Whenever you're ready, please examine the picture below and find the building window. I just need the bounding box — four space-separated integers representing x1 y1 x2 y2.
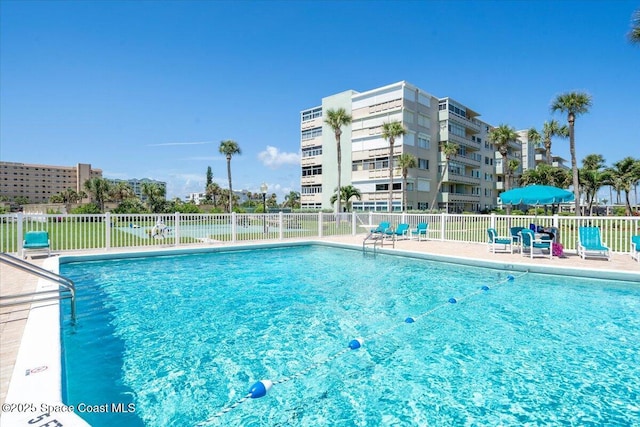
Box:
418 159 429 170
301 127 322 141
301 107 322 122
418 135 430 149
302 165 322 176
375 183 402 191
302 146 322 157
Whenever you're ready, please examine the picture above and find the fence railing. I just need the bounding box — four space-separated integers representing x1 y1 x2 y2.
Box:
1 212 639 255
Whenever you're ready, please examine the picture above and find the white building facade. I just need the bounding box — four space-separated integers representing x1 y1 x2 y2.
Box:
301 81 517 213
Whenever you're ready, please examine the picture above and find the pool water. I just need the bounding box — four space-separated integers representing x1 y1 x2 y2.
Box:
60 246 640 426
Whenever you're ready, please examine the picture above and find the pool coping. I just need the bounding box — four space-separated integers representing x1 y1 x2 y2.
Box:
2 240 638 426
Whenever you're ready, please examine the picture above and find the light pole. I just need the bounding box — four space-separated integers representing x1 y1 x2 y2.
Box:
260 182 268 234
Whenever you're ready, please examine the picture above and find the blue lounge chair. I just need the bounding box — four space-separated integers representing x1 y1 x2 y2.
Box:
519 229 552 259
510 226 526 248
411 222 429 241
385 223 410 240
578 226 611 261
22 230 51 258
370 221 391 235
487 228 512 254
631 235 640 263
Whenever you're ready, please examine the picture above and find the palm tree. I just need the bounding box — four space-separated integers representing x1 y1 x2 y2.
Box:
324 108 352 215
83 177 111 212
488 124 519 192
284 191 301 209
205 182 221 208
541 120 569 165
109 182 135 203
605 157 640 215
527 127 541 154
382 121 407 212
398 153 417 212
219 140 241 213
141 182 166 213
629 8 640 44
430 142 459 212
551 91 593 215
330 185 362 212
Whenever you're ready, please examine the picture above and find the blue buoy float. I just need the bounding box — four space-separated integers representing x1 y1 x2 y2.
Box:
405 317 415 323
348 338 363 349
481 285 490 291
249 379 273 399
448 298 457 304
507 274 515 281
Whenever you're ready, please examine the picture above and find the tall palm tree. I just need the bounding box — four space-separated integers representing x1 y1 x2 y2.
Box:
219 140 242 213
541 120 569 165
324 108 352 215
109 182 135 203
83 177 111 212
629 8 640 44
430 142 458 212
206 182 221 208
551 91 593 215
488 124 519 193
398 153 417 213
527 127 541 155
382 121 407 212
330 185 362 212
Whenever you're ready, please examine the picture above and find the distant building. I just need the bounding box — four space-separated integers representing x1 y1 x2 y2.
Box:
185 192 206 205
517 130 569 172
0 161 102 204
107 178 167 203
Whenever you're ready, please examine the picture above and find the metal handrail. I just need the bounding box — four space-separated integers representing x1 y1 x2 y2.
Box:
0 252 76 323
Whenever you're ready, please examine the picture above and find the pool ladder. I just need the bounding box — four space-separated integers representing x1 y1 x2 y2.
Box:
362 232 394 253
0 252 77 324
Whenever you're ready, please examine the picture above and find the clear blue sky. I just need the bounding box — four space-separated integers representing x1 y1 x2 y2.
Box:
1 0 639 201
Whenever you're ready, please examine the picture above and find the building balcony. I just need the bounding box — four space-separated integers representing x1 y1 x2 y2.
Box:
496 181 505 191
449 153 481 168
438 111 481 133
301 176 322 185
442 171 480 186
441 192 480 203
301 137 322 148
446 132 481 150
301 156 321 166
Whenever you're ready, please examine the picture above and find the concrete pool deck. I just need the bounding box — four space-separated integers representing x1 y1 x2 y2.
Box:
2 236 639 409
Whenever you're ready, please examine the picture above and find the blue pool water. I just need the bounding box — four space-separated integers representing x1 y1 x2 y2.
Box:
60 246 640 426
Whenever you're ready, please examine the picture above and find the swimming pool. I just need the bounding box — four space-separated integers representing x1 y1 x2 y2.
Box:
59 245 640 426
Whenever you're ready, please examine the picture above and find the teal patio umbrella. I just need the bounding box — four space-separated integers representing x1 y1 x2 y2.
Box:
499 185 574 206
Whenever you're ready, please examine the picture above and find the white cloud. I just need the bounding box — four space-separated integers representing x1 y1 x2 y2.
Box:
258 146 300 169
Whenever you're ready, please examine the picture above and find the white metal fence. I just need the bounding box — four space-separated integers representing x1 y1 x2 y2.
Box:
1 212 639 255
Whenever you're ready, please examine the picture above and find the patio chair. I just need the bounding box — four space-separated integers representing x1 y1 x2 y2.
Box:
487 228 513 254
510 226 526 248
385 223 410 240
411 222 429 241
371 221 391 234
519 229 552 259
577 226 611 261
22 230 51 259
631 235 640 263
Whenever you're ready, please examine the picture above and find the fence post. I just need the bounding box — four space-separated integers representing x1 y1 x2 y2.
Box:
16 212 24 256
279 211 284 241
231 212 237 243
174 212 180 246
318 212 323 237
351 211 356 235
440 212 446 241
105 212 111 251
490 212 496 230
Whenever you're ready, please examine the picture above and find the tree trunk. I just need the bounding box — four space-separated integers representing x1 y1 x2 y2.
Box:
336 133 342 216
568 114 580 216
226 157 233 213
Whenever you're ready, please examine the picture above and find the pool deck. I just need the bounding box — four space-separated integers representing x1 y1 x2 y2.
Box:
2 236 639 407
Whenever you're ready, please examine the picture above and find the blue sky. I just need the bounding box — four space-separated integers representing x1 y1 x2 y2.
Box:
1 0 639 201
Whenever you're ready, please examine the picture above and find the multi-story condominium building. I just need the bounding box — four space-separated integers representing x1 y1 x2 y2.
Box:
300 81 517 213
0 161 102 204
107 178 167 203
517 130 569 172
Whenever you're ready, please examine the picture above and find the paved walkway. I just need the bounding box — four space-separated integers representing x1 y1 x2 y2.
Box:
1 238 638 404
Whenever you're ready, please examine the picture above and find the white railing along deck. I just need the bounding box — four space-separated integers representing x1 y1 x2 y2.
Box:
1 212 638 255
